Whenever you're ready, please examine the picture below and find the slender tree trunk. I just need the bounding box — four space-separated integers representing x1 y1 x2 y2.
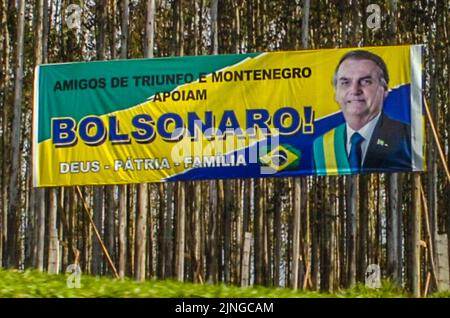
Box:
273 180 282 286
92 187 104 275
387 174 401 283
6 0 25 269
206 0 219 284
301 0 310 49
104 187 115 274
147 185 154 278
0 0 10 268
32 0 47 272
175 182 185 281
223 180 232 284
118 185 127 278
47 188 59 274
210 0 218 54
208 180 218 283
291 178 301 289
164 183 174 278
193 181 202 283
409 174 421 297
338 177 346 287
311 179 319 289
134 0 155 282
117 0 129 278
135 183 148 281
347 176 357 287
157 184 166 278
290 0 310 289
178 0 184 56
387 0 402 286
144 0 155 58
127 186 135 276
357 176 368 282
120 0 129 59
96 0 106 60
241 232 252 287
254 179 264 285
217 181 224 282
109 0 117 59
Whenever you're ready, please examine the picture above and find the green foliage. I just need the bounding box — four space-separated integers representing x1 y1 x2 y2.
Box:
332 280 407 298
0 269 447 298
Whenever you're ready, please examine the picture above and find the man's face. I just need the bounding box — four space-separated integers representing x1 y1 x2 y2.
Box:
335 58 388 125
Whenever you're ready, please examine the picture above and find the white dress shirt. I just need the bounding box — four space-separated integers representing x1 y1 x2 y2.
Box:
345 112 381 165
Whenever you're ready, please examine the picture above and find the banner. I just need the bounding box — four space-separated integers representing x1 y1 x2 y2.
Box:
33 45 424 187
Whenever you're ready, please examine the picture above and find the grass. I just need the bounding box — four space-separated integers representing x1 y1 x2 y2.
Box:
0 268 447 298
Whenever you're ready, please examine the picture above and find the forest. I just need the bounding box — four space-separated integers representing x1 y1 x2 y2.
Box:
0 0 449 298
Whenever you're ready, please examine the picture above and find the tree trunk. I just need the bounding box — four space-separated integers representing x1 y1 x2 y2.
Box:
118 185 127 278
134 0 155 282
120 0 129 59
291 178 301 289
6 0 25 269
210 0 218 54
273 179 282 286
207 180 218 283
193 181 202 283
338 177 346 287
144 0 155 58
409 174 421 297
301 0 310 49
109 0 117 59
96 0 106 60
117 0 130 278
223 180 232 284
127 185 135 276
346 176 357 287
387 0 402 286
175 182 185 281
241 232 252 287
357 175 368 283
92 186 104 275
135 183 148 281
33 0 47 272
47 188 59 274
157 184 166 278
254 179 264 285
387 174 401 283
104 186 115 274
164 183 174 278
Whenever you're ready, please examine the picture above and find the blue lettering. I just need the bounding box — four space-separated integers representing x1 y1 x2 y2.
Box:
79 116 106 146
109 116 130 144
273 107 301 135
157 113 184 141
52 117 77 147
132 114 155 143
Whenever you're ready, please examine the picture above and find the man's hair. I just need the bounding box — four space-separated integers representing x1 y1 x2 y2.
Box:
332 50 389 88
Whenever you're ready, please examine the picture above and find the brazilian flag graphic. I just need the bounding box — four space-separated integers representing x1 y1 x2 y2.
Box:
259 144 301 172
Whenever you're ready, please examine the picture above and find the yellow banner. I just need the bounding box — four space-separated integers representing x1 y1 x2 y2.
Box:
34 45 424 186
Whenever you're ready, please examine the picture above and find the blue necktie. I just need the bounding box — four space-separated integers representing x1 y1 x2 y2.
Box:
349 132 364 172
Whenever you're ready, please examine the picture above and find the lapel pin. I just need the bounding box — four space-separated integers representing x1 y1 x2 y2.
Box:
377 139 388 147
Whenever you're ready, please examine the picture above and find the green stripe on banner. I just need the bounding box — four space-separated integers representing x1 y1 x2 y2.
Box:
313 136 327 176
334 124 350 174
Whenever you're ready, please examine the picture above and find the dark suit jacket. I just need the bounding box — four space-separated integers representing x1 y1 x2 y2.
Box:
313 112 412 175
362 113 412 171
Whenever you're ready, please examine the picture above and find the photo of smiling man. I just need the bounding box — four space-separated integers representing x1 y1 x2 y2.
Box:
313 50 412 175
